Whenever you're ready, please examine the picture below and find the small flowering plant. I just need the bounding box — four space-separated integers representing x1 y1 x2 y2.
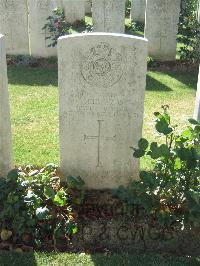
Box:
42 8 72 47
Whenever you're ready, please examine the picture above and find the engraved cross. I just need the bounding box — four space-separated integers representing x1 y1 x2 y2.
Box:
84 120 116 167
156 30 167 50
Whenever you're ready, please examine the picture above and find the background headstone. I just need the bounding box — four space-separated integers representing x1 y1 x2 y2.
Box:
0 34 12 177
62 0 85 24
194 4 200 121
92 0 126 33
0 0 29 55
131 0 146 23
194 67 200 121
145 0 181 61
28 0 62 57
85 0 91 14
58 33 147 189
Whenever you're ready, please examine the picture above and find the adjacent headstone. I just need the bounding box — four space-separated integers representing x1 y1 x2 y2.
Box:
0 0 29 55
145 0 181 61
194 6 200 121
92 0 126 33
58 33 147 189
194 67 200 121
28 0 62 57
131 0 146 23
0 35 12 177
62 0 85 24
85 0 91 14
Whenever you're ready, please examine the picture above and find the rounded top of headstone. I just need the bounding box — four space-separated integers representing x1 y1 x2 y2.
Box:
58 32 148 43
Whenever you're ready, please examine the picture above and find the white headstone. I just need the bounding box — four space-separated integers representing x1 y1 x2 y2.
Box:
194 67 200 121
0 0 29 55
62 0 85 24
0 35 12 177
28 0 62 57
92 0 126 33
58 33 147 189
194 1 200 120
145 0 181 61
131 0 146 23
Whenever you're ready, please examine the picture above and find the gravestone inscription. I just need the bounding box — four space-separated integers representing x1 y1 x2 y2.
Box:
145 0 181 61
58 33 147 189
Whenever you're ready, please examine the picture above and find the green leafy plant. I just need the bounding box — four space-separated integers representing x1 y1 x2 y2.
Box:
42 8 72 47
125 0 131 17
116 106 200 229
0 164 85 251
178 0 200 62
43 8 92 48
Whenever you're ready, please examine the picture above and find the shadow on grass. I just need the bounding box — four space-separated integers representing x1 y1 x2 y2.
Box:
165 71 198 90
146 75 172 92
7 66 58 87
0 251 37 266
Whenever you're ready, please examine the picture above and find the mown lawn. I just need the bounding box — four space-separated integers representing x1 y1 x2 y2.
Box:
8 66 198 169
0 251 199 266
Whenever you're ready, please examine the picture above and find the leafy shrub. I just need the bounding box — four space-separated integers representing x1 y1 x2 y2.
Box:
147 57 160 68
178 0 200 62
43 8 72 47
125 20 144 35
116 106 200 229
0 164 85 251
43 8 92 48
125 0 131 17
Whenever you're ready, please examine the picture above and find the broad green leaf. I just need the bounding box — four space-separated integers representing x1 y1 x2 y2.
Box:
138 138 149 150
44 186 55 199
133 149 145 158
188 118 199 125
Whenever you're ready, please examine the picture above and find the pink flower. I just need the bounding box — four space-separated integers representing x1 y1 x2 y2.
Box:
54 20 61 29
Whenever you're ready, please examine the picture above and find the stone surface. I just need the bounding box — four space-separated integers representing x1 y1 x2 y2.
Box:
131 0 146 23
0 0 29 55
145 0 181 61
85 0 91 14
194 66 200 121
28 0 62 57
0 35 12 177
62 0 85 24
58 33 147 189
92 0 126 33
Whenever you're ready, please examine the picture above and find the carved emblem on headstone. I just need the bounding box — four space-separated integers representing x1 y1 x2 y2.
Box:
81 42 123 88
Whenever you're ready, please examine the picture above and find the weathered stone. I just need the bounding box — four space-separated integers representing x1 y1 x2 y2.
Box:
131 0 146 23
28 0 62 57
92 0 126 33
62 0 85 24
0 0 29 55
0 35 12 177
145 0 181 61
194 66 200 121
85 0 91 14
58 33 147 189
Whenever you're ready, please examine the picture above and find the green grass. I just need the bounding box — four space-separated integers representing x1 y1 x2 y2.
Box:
8 66 198 168
0 251 199 266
